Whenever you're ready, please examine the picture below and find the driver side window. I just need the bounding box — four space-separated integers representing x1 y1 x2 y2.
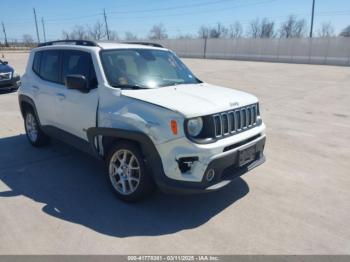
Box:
62 50 97 89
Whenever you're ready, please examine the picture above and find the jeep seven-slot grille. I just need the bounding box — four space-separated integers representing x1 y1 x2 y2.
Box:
213 104 259 138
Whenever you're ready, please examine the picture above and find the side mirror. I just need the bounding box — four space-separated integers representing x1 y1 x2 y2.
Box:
65 74 89 93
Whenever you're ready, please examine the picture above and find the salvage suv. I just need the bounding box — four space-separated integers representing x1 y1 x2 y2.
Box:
18 40 266 202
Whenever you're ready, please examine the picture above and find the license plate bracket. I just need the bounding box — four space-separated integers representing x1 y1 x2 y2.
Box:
238 145 256 167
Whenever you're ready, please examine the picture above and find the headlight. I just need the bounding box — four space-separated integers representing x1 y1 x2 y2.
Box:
187 117 203 137
12 71 19 78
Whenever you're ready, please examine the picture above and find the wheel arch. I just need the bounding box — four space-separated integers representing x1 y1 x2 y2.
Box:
18 95 42 125
102 136 142 160
86 127 165 181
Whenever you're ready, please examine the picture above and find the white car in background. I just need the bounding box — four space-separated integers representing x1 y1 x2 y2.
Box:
18 40 266 202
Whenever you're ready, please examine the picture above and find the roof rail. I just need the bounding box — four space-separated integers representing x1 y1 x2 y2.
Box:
37 40 163 48
122 41 163 48
37 40 99 47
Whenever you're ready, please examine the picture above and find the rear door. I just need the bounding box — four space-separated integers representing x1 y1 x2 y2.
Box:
55 50 98 140
31 50 62 126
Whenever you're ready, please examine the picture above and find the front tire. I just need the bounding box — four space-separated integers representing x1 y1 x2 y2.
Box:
24 109 50 147
106 142 155 202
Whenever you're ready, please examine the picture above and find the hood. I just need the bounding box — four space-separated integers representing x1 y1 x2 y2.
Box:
0 62 13 73
122 83 258 118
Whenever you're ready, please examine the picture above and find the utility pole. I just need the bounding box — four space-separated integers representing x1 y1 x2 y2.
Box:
103 9 110 40
309 0 315 38
41 17 46 42
33 8 40 43
1 22 9 47
203 36 208 59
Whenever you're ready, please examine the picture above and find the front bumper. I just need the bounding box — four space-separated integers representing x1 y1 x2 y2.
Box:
156 135 266 194
0 76 21 90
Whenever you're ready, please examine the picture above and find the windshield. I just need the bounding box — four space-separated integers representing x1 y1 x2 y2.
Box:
100 49 201 89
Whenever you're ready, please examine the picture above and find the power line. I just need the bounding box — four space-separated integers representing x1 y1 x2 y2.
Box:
1 0 247 25
3 0 235 24
5 1 350 27
107 0 279 21
46 13 101 23
2 1 349 40
107 0 237 15
33 8 40 43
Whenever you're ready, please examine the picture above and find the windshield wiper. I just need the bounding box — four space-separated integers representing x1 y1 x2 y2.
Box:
158 79 185 87
112 84 149 90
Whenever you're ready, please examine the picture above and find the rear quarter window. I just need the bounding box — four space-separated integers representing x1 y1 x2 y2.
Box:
32 51 42 75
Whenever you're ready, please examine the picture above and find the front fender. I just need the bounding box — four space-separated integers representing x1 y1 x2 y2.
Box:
86 127 165 183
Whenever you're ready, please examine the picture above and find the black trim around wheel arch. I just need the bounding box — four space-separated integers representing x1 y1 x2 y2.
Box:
18 94 42 126
86 127 167 186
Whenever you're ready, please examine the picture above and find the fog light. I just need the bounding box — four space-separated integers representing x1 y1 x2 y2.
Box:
177 157 199 173
205 169 215 182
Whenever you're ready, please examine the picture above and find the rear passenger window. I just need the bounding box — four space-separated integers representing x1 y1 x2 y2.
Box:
62 50 97 89
40 50 60 83
32 51 42 75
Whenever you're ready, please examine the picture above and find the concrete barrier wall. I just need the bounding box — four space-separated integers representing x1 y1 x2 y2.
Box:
156 38 350 66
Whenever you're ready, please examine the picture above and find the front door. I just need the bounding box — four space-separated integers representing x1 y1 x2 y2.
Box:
54 50 98 140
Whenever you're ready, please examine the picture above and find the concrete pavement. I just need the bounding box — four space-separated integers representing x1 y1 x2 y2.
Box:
0 52 349 254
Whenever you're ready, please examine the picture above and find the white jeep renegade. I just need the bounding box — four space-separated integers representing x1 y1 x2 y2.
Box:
18 40 266 202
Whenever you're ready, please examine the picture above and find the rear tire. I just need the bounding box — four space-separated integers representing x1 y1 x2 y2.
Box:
106 142 155 202
24 109 50 147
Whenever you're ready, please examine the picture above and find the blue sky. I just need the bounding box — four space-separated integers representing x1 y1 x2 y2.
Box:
1 0 350 41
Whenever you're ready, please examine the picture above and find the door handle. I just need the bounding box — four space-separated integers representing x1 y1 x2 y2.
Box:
56 93 66 100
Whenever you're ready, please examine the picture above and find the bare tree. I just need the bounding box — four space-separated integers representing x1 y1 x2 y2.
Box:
176 33 194 39
62 25 89 40
248 18 261 38
62 30 70 40
71 25 89 39
61 22 117 41
148 23 168 40
108 30 119 40
279 15 307 38
317 22 335 38
229 22 243 38
124 31 138 41
247 18 275 38
340 25 350 37
88 21 106 40
260 18 275 38
209 23 228 38
22 34 34 46
198 26 209 39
